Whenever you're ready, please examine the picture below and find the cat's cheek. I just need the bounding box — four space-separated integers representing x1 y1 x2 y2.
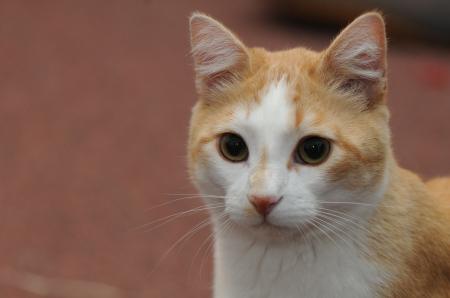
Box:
226 205 263 227
268 191 320 229
193 165 223 196
223 182 263 226
195 148 252 200
192 155 228 196
325 154 386 194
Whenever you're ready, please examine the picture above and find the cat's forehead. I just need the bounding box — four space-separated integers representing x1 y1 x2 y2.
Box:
244 79 294 129
230 50 334 127
232 77 323 135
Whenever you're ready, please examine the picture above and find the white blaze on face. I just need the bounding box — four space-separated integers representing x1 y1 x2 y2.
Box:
245 79 294 197
220 78 327 228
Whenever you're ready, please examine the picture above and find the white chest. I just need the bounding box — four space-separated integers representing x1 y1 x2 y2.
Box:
213 231 385 298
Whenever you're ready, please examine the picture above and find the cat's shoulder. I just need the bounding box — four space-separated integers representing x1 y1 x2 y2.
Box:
426 177 450 201
423 177 450 230
386 175 450 297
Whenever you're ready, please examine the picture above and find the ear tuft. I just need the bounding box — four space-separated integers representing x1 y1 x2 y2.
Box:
189 13 249 96
322 12 387 104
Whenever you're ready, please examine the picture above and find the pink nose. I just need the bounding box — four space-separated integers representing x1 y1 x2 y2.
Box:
249 196 281 216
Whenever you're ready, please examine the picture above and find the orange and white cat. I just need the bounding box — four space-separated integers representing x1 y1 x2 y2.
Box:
187 12 450 298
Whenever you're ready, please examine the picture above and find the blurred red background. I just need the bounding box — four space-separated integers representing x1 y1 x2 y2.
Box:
0 1 448 297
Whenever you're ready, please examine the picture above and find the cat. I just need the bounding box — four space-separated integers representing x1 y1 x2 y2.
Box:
187 11 450 298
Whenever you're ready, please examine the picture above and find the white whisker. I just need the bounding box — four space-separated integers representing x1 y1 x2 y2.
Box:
187 213 229 281
150 217 213 274
133 203 225 233
315 208 372 235
307 218 340 249
199 218 232 280
314 214 368 253
144 193 232 213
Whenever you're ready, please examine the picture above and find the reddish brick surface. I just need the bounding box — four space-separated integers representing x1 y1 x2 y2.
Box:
0 1 448 297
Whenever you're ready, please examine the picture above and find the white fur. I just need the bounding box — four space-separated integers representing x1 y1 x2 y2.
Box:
193 80 389 298
214 229 385 298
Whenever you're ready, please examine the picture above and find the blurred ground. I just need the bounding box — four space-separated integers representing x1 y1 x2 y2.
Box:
0 1 448 297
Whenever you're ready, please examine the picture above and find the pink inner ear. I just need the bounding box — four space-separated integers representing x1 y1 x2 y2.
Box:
321 13 387 105
204 70 235 89
354 51 381 70
190 14 249 93
325 13 386 83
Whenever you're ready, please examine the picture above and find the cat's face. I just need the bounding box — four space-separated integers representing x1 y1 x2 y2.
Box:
188 13 391 239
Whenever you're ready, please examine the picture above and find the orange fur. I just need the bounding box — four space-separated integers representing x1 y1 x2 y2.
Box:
188 12 450 297
370 172 450 297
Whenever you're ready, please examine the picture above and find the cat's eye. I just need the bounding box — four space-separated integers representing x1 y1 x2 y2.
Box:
295 136 331 165
219 133 248 162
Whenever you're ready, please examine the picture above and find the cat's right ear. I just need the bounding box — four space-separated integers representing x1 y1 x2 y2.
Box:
321 12 387 107
189 13 249 97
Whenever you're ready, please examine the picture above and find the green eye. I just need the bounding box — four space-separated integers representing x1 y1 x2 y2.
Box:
219 133 249 162
296 136 331 165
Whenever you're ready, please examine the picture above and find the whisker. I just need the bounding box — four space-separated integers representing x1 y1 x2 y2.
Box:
150 217 213 274
187 213 228 280
319 201 396 208
315 208 372 235
144 194 231 213
199 218 232 281
133 204 225 232
317 207 365 222
307 219 340 249
314 214 367 253
188 231 214 282
143 196 205 213
295 222 318 259
315 208 383 249
312 216 353 249
167 193 232 198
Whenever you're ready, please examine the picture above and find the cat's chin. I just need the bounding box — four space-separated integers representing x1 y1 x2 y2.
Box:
231 219 308 242
252 222 298 240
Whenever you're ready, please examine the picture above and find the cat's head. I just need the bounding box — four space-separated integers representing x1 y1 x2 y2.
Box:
187 12 391 239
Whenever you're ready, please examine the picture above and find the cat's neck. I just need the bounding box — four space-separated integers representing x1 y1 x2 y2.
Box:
212 217 385 298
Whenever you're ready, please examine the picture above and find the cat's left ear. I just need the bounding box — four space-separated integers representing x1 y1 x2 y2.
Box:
189 13 249 98
322 12 387 106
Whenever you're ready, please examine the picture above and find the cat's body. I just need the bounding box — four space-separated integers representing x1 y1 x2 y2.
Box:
187 12 450 298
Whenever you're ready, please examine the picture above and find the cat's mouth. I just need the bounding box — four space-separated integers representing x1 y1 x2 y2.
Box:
240 220 310 241
252 219 297 233
243 216 318 240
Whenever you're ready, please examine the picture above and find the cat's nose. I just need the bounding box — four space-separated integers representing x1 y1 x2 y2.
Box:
249 196 281 216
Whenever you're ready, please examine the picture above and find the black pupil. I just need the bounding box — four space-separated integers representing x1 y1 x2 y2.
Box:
303 138 326 160
225 135 246 157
